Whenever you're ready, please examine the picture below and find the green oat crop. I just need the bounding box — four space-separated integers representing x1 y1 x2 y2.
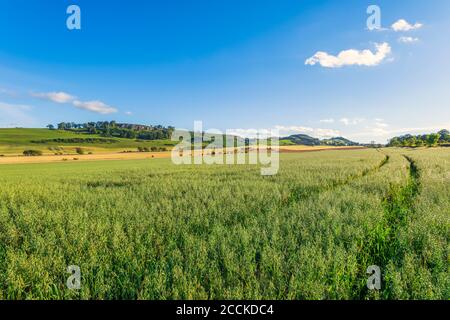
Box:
0 148 448 299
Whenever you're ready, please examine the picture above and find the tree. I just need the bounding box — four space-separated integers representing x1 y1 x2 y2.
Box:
389 137 401 147
23 150 42 156
101 128 112 137
46 124 55 130
426 133 440 147
438 129 450 143
415 139 424 147
401 138 410 147
405 136 417 147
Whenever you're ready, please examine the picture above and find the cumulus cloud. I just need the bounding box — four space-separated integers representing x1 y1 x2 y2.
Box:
32 91 75 103
226 126 340 139
305 43 391 68
398 36 419 43
340 118 365 126
0 101 36 127
31 90 118 114
73 100 117 114
392 19 423 32
374 120 388 128
226 128 267 139
347 123 450 144
319 118 335 123
314 128 341 138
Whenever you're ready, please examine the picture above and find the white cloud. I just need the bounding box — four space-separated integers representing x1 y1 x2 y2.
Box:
374 118 388 126
226 126 340 139
125 111 133 115
392 19 423 32
314 128 341 138
340 118 350 125
348 123 450 141
340 118 365 126
305 42 391 68
32 91 75 103
226 128 264 139
0 101 36 127
319 118 335 123
398 36 419 43
375 121 388 128
345 120 450 144
73 100 117 114
31 90 118 114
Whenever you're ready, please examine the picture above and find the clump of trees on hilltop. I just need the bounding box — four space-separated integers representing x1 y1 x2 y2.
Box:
388 129 449 147
47 121 175 141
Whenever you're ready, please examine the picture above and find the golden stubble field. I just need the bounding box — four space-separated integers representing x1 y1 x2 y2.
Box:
0 146 364 164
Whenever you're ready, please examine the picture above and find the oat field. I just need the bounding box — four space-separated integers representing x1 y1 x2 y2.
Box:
0 148 448 299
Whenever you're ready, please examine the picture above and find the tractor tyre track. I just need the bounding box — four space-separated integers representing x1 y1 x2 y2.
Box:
357 154 420 298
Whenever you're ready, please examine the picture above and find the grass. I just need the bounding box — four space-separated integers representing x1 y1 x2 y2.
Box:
279 139 296 146
0 128 176 155
0 148 448 299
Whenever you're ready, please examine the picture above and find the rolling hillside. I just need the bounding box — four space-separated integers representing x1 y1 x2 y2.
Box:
0 128 364 156
0 128 177 155
280 134 359 146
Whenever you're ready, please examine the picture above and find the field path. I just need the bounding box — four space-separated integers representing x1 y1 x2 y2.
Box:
356 154 421 298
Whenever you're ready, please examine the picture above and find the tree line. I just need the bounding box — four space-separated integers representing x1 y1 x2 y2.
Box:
47 121 175 141
388 129 449 147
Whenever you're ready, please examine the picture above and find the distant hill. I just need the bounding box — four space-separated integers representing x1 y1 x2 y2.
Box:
281 134 359 146
280 134 321 146
0 128 176 156
322 137 360 146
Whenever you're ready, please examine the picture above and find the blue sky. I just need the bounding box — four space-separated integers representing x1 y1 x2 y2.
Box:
0 0 449 143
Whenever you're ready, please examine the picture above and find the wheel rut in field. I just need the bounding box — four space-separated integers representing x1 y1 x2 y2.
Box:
279 153 389 298
382 155 420 237
286 154 390 204
357 154 420 298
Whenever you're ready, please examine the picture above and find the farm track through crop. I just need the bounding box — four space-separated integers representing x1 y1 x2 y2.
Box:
357 155 420 298
287 154 390 204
